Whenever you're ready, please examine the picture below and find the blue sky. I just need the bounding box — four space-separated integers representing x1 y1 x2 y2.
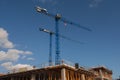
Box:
0 0 120 78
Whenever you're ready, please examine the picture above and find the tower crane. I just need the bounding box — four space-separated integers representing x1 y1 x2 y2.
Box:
36 6 92 65
39 28 53 66
39 27 84 66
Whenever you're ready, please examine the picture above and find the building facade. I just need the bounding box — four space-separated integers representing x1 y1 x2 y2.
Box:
90 66 112 80
0 64 112 80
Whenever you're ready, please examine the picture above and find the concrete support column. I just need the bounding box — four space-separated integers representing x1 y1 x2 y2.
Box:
18 77 20 80
11 77 14 80
78 74 80 80
61 68 66 80
31 74 36 80
99 69 103 80
81 74 85 80
67 71 69 80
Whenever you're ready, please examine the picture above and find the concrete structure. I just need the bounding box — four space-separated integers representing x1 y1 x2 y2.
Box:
0 74 4 77
0 62 113 80
0 64 95 80
89 66 112 80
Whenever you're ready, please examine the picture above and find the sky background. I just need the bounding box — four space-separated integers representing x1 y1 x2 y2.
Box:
0 0 120 79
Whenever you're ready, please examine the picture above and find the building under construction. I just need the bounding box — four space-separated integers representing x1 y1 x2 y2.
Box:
0 62 112 80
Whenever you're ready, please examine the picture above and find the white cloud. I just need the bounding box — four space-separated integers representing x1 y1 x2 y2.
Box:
0 49 32 61
27 58 35 61
0 28 33 61
0 28 14 48
1 62 12 70
24 51 32 55
36 0 57 5
1 62 33 71
0 28 34 72
21 55 26 59
38 0 53 3
89 0 103 8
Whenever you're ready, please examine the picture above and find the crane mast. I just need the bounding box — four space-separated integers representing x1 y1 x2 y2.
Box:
55 14 61 65
39 28 53 66
36 6 91 65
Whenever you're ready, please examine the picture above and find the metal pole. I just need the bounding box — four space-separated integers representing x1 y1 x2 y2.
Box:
55 14 61 65
49 33 52 66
